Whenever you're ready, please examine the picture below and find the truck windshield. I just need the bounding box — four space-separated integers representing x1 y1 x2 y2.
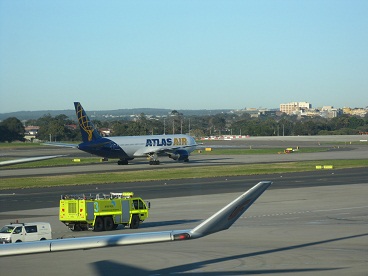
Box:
132 199 146 210
0 226 15 233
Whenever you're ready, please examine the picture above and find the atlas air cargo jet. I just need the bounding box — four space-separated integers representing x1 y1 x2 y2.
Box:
73 102 197 165
0 181 272 256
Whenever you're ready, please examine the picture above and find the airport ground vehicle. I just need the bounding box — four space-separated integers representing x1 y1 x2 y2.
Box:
59 192 150 231
0 222 52 243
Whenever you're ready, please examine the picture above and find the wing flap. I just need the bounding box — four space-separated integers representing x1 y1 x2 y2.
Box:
51 231 173 252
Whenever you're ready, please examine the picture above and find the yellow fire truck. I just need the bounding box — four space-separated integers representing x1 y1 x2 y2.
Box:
59 192 149 231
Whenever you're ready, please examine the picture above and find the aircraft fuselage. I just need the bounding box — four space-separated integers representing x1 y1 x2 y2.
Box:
78 134 197 161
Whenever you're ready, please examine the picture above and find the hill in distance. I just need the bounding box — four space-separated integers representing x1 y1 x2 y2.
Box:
0 108 232 121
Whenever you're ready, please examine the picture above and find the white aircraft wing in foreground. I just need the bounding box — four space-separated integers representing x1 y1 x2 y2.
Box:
0 181 272 257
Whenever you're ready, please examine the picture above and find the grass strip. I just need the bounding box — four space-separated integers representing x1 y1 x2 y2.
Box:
1 159 367 190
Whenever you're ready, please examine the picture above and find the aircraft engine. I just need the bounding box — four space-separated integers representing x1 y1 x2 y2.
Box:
168 149 189 162
167 153 179 160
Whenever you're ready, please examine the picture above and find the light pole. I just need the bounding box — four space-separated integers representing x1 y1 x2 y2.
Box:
163 118 166 135
188 118 191 136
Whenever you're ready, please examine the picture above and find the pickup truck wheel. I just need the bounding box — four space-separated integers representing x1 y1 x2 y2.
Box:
130 215 140 229
104 216 114 231
93 217 104 232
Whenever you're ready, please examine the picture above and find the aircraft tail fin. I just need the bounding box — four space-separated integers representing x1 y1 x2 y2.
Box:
74 102 102 143
189 181 272 238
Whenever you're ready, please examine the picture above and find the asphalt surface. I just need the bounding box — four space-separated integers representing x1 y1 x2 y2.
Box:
0 167 367 214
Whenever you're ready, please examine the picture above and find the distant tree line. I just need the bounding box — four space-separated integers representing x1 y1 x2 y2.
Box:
1 112 368 143
0 117 25 142
26 114 81 142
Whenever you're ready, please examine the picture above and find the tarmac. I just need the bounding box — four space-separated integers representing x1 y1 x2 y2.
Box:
0 182 367 275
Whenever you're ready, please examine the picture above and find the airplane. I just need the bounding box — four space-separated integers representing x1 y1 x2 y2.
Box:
0 181 272 256
67 102 198 165
0 155 64 167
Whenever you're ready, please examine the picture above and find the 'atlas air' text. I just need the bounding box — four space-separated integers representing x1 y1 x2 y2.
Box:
145 137 188 147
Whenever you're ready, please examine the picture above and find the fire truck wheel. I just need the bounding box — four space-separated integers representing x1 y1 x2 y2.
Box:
73 224 81 231
104 217 114 231
130 215 140 229
93 217 104 232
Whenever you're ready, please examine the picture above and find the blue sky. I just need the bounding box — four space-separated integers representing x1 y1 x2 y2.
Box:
1 0 367 113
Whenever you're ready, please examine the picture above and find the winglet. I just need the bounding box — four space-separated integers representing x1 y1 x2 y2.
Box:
74 102 102 143
189 181 272 238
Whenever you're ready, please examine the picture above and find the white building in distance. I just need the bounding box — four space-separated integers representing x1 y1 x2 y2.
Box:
280 102 312 115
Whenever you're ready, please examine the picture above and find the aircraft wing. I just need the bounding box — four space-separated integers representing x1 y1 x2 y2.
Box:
0 155 65 167
137 144 195 155
0 181 272 256
42 142 78 148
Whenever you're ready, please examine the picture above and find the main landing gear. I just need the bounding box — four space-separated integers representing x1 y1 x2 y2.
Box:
149 160 160 165
148 153 160 165
117 159 129 165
